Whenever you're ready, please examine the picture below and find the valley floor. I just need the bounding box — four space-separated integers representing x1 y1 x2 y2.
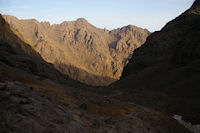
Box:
0 63 191 133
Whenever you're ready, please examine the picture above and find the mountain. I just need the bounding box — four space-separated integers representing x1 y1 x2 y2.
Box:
0 14 90 132
110 0 200 124
0 15 190 133
0 14 88 88
3 15 150 86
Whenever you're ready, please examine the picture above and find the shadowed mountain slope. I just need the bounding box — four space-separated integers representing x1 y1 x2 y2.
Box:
0 15 89 88
3 15 150 86
110 0 200 124
0 15 191 133
0 14 90 132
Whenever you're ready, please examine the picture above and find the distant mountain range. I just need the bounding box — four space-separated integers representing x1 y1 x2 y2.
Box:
3 15 149 86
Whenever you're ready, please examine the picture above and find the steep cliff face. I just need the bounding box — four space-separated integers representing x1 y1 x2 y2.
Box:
3 15 149 86
112 0 200 124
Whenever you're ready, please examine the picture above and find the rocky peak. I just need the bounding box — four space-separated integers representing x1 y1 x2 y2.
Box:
41 21 51 26
125 25 136 30
76 18 89 24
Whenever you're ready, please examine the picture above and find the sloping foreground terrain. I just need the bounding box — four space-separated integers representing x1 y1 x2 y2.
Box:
0 15 190 132
3 15 149 86
108 0 200 126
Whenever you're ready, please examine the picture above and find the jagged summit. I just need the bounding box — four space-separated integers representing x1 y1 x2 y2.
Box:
59 18 90 26
76 18 88 23
3 14 150 86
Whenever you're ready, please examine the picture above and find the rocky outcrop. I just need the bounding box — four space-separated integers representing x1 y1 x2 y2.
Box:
3 15 149 86
0 81 88 133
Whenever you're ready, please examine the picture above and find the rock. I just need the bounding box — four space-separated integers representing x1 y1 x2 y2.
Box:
3 15 149 86
113 0 200 124
0 82 88 133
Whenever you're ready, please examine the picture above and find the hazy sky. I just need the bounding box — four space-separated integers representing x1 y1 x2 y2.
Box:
0 0 195 31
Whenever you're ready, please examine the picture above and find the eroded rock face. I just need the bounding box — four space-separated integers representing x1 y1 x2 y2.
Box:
3 15 149 86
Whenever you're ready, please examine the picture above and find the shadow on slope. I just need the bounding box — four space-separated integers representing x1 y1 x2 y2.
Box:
108 0 200 124
55 62 116 86
0 14 89 88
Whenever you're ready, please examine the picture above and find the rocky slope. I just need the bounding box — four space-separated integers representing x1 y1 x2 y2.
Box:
0 14 89 132
0 15 190 133
3 15 149 86
110 0 200 124
0 14 87 88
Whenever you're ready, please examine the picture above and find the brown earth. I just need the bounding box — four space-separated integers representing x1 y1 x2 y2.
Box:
0 14 190 133
3 15 150 86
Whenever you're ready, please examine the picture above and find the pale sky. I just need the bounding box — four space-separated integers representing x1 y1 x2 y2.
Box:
0 0 195 32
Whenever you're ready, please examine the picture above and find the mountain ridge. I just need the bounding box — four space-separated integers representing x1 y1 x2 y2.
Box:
3 15 150 86
109 0 200 124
